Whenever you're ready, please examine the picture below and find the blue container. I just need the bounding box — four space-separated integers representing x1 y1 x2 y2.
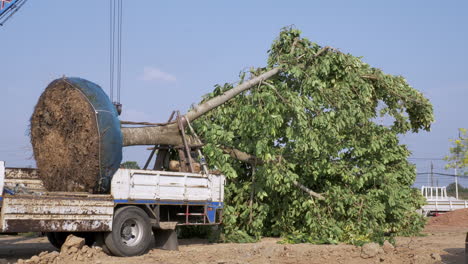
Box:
62 77 122 193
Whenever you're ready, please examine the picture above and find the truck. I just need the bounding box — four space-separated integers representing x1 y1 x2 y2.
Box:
420 186 468 216
0 160 225 257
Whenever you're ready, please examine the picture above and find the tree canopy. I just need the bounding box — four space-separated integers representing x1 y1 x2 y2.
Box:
445 128 468 175
193 28 434 244
120 161 140 170
446 183 468 200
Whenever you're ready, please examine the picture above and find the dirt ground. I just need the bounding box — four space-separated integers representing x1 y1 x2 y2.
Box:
0 223 464 264
5 207 468 264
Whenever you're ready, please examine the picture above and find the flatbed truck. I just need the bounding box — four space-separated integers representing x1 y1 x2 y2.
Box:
0 161 225 256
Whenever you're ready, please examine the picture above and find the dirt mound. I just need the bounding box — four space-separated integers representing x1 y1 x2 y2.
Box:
427 208 468 227
16 246 105 264
30 79 100 192
7 235 448 264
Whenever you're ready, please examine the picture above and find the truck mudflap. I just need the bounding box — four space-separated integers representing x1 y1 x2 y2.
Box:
0 193 114 233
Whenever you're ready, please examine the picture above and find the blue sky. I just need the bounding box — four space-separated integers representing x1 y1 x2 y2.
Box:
1 1 467 187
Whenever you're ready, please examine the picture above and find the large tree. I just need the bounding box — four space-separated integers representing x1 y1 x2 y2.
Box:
191 28 433 244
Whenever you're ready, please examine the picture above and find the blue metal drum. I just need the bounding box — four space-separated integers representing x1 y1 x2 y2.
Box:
64 77 122 193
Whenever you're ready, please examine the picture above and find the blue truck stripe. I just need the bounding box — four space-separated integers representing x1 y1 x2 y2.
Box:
114 199 224 207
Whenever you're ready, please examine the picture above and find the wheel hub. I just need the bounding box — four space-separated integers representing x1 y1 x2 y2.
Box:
120 219 142 246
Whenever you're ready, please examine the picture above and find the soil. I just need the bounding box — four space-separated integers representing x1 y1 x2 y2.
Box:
428 208 468 228
1 221 465 264
30 79 100 192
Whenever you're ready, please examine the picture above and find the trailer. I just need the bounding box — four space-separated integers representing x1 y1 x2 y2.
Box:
0 161 225 256
420 186 468 216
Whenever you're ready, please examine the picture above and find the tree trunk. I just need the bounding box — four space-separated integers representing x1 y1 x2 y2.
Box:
122 124 182 146
121 68 280 146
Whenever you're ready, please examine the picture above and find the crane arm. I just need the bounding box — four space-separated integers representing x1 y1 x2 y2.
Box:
0 0 28 26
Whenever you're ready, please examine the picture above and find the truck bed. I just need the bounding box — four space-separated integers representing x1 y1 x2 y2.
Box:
0 193 113 232
0 161 225 233
111 168 224 203
0 162 114 232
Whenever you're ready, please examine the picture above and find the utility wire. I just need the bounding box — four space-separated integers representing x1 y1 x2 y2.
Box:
109 0 115 102
117 0 123 103
109 0 123 104
417 172 466 177
408 157 445 161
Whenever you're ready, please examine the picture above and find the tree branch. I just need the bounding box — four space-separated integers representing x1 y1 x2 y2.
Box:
122 68 281 146
221 147 262 164
289 37 300 54
262 82 290 105
122 44 335 147
221 147 324 200
314 46 331 58
292 180 325 200
361 75 380 80
185 68 281 122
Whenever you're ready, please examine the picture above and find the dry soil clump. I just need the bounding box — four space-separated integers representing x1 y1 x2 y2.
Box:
17 235 106 264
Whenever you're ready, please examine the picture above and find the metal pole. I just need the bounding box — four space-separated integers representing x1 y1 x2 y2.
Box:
427 168 430 186
455 167 459 199
430 161 434 186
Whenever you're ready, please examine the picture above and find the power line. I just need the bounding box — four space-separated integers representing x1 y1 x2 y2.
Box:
117 0 123 103
408 157 445 161
417 172 466 177
109 0 115 102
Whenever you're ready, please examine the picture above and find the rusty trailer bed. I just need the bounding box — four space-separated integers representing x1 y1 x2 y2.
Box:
0 161 114 233
0 193 114 233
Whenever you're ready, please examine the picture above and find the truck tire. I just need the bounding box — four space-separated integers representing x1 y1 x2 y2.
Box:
46 232 62 249
46 232 69 249
104 206 152 257
94 232 112 255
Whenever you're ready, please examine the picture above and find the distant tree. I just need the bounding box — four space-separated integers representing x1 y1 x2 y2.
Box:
446 182 466 193
446 182 468 200
445 128 468 175
120 161 140 169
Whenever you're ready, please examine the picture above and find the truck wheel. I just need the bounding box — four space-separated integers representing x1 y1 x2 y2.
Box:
94 232 112 255
104 206 152 257
46 232 61 249
46 232 69 249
